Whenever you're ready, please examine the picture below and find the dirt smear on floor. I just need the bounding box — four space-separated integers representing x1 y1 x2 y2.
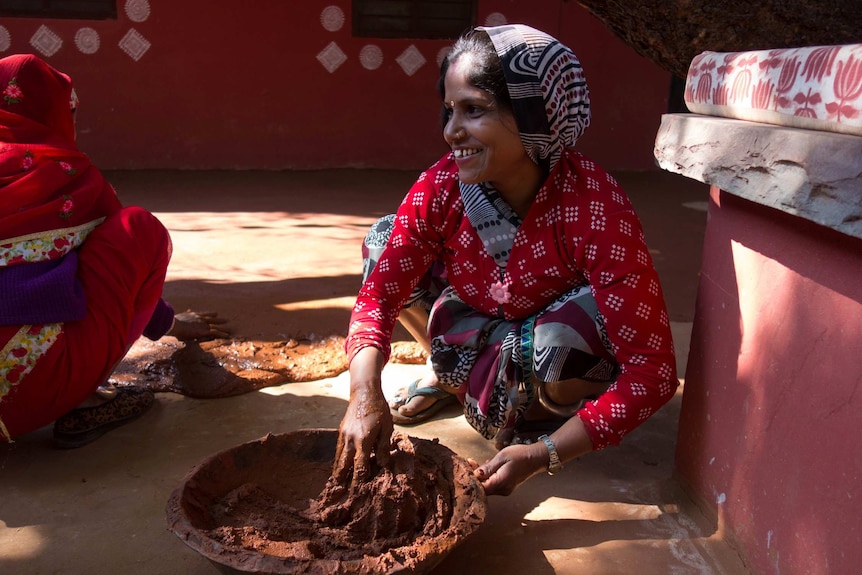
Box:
112 337 426 398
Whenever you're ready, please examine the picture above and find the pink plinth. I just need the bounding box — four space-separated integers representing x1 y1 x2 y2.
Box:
676 187 862 575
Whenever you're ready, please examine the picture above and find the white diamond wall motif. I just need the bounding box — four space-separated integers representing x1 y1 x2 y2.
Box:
30 25 63 57
317 42 347 73
118 29 151 61
396 45 426 76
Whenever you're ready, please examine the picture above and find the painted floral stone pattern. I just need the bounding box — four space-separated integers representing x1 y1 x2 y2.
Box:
684 44 862 136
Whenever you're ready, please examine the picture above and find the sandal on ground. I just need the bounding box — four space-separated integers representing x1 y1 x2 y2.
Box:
390 379 458 425
53 386 155 449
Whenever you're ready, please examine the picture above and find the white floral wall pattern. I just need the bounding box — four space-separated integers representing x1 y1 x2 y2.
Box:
125 0 151 23
74 28 100 55
320 6 345 32
359 45 383 70
0 4 152 61
316 3 506 76
318 5 346 73
0 27 11 52
484 12 507 26
120 0 152 59
1 4 508 70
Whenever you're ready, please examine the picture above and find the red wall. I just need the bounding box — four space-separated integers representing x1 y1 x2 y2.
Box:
0 1 669 170
678 188 862 575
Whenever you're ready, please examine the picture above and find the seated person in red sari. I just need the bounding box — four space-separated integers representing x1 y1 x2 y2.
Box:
0 54 227 448
332 25 679 496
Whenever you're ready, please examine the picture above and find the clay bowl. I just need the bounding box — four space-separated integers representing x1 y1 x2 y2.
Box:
166 429 486 574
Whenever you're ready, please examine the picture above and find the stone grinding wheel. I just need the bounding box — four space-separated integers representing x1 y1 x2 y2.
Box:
166 429 486 574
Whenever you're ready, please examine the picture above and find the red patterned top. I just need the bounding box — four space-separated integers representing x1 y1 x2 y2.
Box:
346 150 678 449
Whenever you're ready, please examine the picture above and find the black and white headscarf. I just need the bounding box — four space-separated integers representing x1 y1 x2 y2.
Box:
462 25 591 268
479 24 591 173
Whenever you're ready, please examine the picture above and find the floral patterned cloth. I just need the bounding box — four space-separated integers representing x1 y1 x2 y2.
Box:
684 44 862 136
0 323 62 439
1 222 103 266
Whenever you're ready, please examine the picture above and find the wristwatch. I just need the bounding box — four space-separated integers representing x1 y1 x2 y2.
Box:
538 434 563 475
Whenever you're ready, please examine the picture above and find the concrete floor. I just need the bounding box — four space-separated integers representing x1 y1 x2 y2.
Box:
0 169 750 574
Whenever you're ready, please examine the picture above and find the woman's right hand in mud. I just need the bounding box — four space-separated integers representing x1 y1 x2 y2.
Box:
329 347 393 494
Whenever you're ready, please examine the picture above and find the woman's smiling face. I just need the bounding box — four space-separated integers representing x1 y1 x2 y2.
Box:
442 55 539 195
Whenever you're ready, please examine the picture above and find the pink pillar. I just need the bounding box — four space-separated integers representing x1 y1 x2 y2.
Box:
679 187 862 575
656 114 862 575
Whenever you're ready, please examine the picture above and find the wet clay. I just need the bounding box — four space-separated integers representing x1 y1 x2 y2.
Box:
167 430 485 574
112 337 425 398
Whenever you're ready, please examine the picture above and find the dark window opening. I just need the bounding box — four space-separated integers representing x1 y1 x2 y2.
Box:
0 0 117 20
353 0 476 39
668 75 690 114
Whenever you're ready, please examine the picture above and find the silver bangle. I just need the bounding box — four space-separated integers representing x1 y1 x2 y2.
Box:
538 434 563 475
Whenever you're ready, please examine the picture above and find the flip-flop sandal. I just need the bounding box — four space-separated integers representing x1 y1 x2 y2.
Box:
53 386 155 449
390 379 458 425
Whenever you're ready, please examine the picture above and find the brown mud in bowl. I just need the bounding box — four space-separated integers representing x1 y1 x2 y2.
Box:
166 429 486 574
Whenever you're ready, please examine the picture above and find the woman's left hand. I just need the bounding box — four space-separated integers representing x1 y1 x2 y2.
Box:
169 309 231 341
473 417 594 496
472 443 547 496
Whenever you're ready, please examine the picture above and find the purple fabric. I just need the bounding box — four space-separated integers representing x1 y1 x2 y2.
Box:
0 253 86 324
143 298 174 340
0 251 174 339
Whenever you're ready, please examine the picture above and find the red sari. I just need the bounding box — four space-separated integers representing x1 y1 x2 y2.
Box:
0 54 172 440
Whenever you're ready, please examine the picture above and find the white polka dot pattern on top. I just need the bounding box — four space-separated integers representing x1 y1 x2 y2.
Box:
346 149 678 449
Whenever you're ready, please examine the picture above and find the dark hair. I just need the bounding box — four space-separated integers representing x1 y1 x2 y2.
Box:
437 29 511 125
